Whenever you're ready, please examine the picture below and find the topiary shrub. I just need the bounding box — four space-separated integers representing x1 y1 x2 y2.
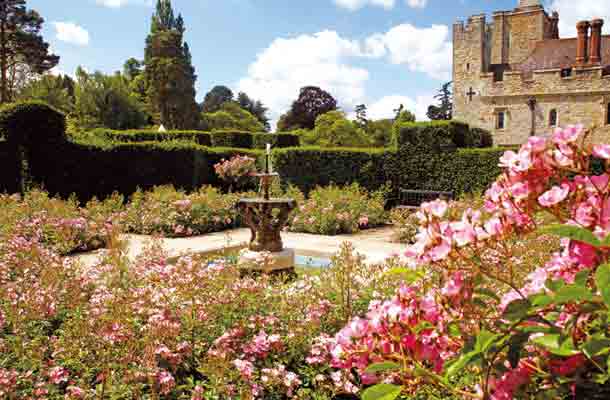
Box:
0 101 66 146
253 132 300 149
210 130 254 148
91 129 213 146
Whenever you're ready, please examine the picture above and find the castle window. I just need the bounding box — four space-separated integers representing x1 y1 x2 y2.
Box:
561 68 573 78
607 103 610 125
549 109 558 127
497 111 506 130
466 63 470 72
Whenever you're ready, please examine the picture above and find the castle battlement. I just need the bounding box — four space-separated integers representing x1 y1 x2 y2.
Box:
453 0 610 146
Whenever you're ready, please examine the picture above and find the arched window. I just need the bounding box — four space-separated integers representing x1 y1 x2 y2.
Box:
549 109 558 127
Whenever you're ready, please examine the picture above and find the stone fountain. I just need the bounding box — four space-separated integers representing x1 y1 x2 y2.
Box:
237 145 297 273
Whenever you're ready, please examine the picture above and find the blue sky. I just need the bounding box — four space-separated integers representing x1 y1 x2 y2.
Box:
30 0 610 126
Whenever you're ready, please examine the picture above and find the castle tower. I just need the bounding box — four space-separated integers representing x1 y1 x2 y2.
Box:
518 0 541 9
453 15 487 124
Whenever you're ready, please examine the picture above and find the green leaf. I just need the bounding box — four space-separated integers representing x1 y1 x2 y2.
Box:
474 288 501 302
530 293 553 307
361 384 402 400
532 334 579 356
595 264 610 308
575 270 590 287
508 333 530 369
601 233 610 247
445 351 479 378
365 362 401 374
554 285 593 304
546 278 565 293
541 224 601 247
502 299 531 321
475 330 501 353
583 337 610 359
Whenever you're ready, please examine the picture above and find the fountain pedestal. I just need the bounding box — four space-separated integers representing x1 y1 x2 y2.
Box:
237 173 297 273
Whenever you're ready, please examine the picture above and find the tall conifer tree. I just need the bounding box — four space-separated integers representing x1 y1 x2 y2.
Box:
144 0 199 129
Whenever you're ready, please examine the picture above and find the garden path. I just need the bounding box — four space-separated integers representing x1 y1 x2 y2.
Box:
73 226 405 267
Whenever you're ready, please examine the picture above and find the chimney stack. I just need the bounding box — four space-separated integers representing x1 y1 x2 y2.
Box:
590 19 604 64
576 20 591 66
550 12 559 39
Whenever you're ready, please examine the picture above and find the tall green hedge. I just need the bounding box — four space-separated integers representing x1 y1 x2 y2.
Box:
92 128 300 149
0 101 66 146
0 141 19 193
394 121 492 149
92 129 213 146
273 147 390 194
28 141 260 200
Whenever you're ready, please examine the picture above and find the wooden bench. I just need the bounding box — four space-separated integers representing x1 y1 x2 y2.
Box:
396 189 454 211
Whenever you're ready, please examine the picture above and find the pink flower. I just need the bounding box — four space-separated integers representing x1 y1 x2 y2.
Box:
552 125 582 145
48 366 69 384
538 184 570 207
66 386 85 399
441 272 464 297
358 216 369 227
429 241 451 261
157 370 175 395
593 144 610 159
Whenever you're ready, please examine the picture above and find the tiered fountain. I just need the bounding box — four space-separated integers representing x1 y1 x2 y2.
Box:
237 144 297 273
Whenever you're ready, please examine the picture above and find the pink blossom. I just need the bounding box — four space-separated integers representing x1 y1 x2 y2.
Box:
48 366 69 384
593 144 610 159
538 184 570 207
157 370 175 395
552 125 582 145
441 272 464 297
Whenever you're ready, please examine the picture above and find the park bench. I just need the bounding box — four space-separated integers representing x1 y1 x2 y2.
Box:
396 189 454 211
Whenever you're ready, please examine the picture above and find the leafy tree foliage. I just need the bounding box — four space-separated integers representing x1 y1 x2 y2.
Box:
237 91 270 132
144 0 199 129
201 85 233 113
18 74 74 113
277 86 337 130
427 81 453 120
365 118 393 147
300 110 370 148
73 67 148 130
200 101 264 132
355 104 368 127
123 58 143 81
0 0 59 103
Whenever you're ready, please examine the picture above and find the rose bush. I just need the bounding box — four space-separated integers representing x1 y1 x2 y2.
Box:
122 185 242 237
214 155 257 192
324 126 610 399
0 189 122 255
289 184 387 235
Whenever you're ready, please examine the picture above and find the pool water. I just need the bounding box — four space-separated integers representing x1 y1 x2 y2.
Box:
295 254 332 268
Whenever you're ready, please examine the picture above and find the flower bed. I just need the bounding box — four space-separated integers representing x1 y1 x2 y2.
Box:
123 185 242 237
0 190 122 255
288 183 387 235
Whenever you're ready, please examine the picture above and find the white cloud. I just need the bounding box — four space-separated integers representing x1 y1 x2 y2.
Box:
369 24 452 80
237 23 450 129
53 22 90 46
237 30 370 128
366 94 434 121
405 0 428 9
333 0 396 11
548 0 610 37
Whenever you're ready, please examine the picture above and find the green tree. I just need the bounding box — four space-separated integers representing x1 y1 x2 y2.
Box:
302 110 370 147
201 85 233 113
427 81 453 120
237 91 270 131
73 67 147 130
144 0 199 129
18 73 74 113
355 104 368 127
277 86 337 130
0 0 59 103
123 58 143 80
200 101 264 132
365 118 393 147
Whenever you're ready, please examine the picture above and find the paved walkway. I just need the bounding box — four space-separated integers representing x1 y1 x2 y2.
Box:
74 226 406 266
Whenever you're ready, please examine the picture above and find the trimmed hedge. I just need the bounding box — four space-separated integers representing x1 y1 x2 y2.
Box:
93 128 300 149
0 141 19 193
27 141 260 200
0 101 65 146
273 147 390 195
274 146 506 197
92 129 213 146
394 121 493 149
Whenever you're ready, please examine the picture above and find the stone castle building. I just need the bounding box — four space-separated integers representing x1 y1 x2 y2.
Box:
453 0 610 145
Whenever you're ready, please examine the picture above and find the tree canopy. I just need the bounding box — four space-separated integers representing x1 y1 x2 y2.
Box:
0 0 59 103
299 110 370 148
427 81 453 120
18 74 74 114
201 85 234 113
277 86 337 131
200 101 265 132
144 0 199 129
237 91 270 132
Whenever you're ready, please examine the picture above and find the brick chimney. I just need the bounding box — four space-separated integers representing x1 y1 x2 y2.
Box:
550 12 559 39
590 19 604 64
576 21 591 66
